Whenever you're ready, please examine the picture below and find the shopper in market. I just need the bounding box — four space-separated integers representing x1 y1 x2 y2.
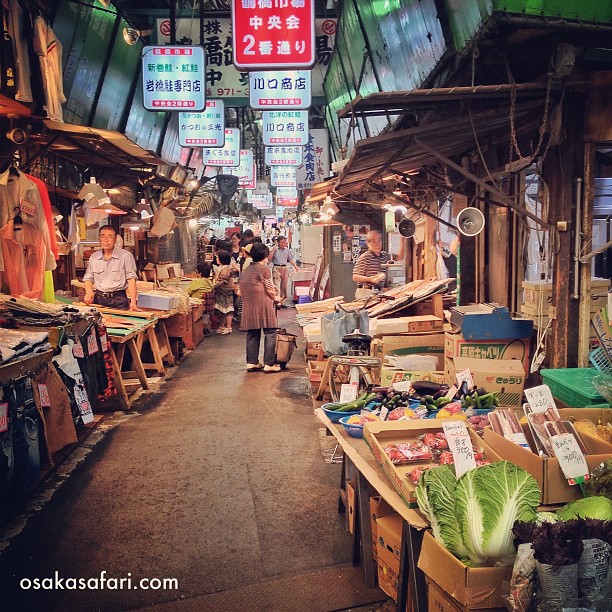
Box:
83 225 138 310
212 249 235 335
268 235 298 308
352 229 389 300
239 241 281 373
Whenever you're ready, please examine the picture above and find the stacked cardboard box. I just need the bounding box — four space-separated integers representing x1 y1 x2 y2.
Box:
376 514 403 601
371 332 445 369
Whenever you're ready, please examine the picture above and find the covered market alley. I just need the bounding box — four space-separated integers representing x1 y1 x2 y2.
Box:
0 310 389 612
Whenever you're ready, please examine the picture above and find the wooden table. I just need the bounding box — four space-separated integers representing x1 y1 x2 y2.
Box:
315 408 429 612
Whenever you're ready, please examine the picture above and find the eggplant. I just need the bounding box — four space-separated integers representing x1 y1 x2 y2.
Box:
411 380 445 395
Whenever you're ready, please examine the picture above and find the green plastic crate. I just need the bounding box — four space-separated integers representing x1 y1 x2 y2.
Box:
541 368 610 408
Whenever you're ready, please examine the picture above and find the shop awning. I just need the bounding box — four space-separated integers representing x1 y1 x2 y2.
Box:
25 120 184 188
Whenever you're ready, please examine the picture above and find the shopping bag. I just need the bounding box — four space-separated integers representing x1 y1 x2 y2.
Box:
276 329 298 366
321 309 369 356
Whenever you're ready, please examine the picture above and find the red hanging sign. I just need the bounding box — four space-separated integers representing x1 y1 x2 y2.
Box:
231 0 316 70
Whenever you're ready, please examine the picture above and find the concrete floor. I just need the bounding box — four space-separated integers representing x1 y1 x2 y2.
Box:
0 309 390 612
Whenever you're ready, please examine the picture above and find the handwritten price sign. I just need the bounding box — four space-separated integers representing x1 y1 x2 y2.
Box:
443 421 477 477
551 433 589 483
524 384 558 415
455 369 474 390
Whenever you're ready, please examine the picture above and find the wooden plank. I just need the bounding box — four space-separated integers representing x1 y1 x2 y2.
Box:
0 350 54 382
73 303 156 319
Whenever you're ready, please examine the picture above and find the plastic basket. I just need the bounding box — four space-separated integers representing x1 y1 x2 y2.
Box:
339 415 365 438
321 404 360 423
589 347 612 375
540 367 609 407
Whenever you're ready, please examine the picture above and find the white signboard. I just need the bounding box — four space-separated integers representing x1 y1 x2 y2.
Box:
179 100 225 147
249 71 311 109
265 146 303 167
275 186 298 198
226 150 256 188
296 129 330 191
551 433 590 483
155 18 336 102
142 46 205 110
262 110 309 145
524 384 558 415
202 128 240 166
442 421 477 478
270 166 297 187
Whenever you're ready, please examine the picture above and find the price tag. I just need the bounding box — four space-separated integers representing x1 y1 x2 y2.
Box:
19 198 36 217
37 384 51 407
72 341 85 359
455 369 474 390
443 420 477 478
87 332 99 355
379 406 389 421
505 432 531 449
550 433 590 484
339 383 358 404
99 333 109 352
445 385 458 400
0 402 8 433
73 375 94 425
524 385 558 415
393 381 411 392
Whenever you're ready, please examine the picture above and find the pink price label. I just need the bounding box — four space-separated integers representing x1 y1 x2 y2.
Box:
87 332 98 356
72 342 85 359
0 403 8 433
38 384 51 407
100 333 108 352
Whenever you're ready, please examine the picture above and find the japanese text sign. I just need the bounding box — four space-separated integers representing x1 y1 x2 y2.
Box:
249 71 311 109
524 384 558 415
275 186 298 198
202 128 240 166
296 128 329 190
262 110 309 145
270 165 297 187
265 145 303 166
142 46 205 110
231 0 315 70
226 150 256 188
550 433 589 484
179 100 225 147
442 421 477 478
276 197 298 207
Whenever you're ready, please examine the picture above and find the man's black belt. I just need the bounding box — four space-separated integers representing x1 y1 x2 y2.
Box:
96 289 127 298
274 264 287 267
357 283 381 289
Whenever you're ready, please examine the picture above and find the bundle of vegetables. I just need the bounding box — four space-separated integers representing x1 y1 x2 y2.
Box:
415 461 540 566
510 516 612 611
323 392 377 412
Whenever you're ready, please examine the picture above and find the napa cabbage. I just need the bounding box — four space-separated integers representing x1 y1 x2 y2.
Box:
455 461 540 566
415 465 469 559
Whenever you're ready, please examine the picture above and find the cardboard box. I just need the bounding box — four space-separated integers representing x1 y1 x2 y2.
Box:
483 424 611 505
305 341 323 359
418 532 512 609
307 360 327 383
370 496 395 563
347 480 356 535
363 421 502 507
380 368 445 387
375 315 443 336
558 408 612 454
426 576 508 612
444 332 530 373
371 332 445 365
376 513 403 601
445 357 526 406
155 263 182 279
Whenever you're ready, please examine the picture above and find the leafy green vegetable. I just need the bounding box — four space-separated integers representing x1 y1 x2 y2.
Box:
583 458 612 499
557 496 612 521
415 466 469 559
455 461 540 566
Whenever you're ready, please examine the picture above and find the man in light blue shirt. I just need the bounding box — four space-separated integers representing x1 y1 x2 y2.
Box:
268 236 298 307
83 225 138 310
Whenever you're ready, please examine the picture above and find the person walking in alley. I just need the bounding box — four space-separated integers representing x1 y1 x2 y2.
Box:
268 236 298 307
212 250 235 335
240 242 281 373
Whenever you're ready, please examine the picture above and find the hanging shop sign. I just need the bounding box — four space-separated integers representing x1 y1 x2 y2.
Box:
202 128 240 166
275 186 298 199
276 197 298 208
226 150 256 189
296 128 330 191
249 71 311 110
179 100 225 147
270 166 297 187
231 0 315 70
249 192 273 209
142 46 206 110
262 110 309 145
265 146 303 167
156 18 336 104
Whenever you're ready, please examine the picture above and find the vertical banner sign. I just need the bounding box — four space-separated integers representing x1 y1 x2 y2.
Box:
262 110 309 145
249 71 311 109
202 128 241 166
265 146 303 167
142 46 206 110
226 150 256 188
231 0 315 70
179 100 226 147
296 128 330 190
270 166 297 187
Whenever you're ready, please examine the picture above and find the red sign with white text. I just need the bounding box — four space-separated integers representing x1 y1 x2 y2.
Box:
231 0 315 70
